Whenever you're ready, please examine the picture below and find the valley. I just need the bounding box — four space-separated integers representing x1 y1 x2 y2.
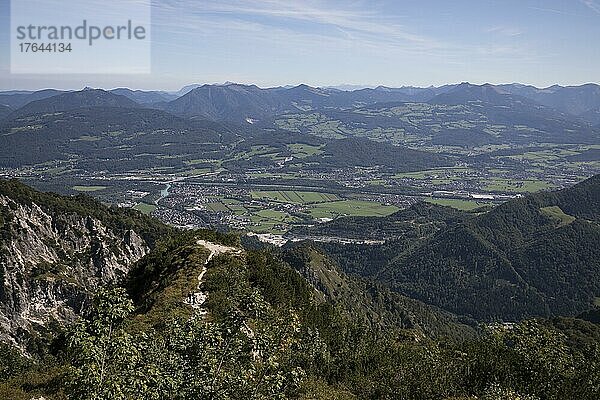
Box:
1 140 594 242
1 81 600 399
1 84 598 242
3 0 600 397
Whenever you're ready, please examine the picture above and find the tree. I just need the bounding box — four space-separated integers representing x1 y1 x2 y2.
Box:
66 287 167 400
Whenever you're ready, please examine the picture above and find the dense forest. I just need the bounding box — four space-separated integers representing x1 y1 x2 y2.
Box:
311 175 600 321
0 179 599 398
0 232 598 399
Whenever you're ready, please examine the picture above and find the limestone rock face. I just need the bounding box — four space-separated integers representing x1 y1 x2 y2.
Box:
0 195 149 349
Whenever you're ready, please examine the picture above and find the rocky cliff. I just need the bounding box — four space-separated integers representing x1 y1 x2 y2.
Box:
0 180 169 350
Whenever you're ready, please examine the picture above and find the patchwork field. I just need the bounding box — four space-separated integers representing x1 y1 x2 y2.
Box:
72 185 107 192
133 203 157 214
308 200 399 218
251 190 339 204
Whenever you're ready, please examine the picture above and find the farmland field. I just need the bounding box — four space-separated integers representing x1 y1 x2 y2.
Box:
72 185 107 192
133 203 157 214
251 190 339 204
308 200 399 218
484 179 555 193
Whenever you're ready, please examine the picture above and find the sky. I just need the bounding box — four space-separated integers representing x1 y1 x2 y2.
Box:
1 0 599 91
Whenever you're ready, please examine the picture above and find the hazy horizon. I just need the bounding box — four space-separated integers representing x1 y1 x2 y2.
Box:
2 80 600 93
2 0 600 90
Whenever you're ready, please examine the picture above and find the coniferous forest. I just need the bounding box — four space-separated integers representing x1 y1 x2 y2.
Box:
1 178 600 399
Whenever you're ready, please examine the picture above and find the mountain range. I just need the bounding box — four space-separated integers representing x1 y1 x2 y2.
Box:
1 82 599 174
2 82 600 125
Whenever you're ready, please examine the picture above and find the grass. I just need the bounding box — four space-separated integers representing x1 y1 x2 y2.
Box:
183 159 207 165
287 143 324 158
393 167 472 180
247 219 288 234
425 198 489 211
75 135 101 142
72 185 107 192
231 145 280 161
540 206 576 226
132 245 210 328
205 203 229 212
309 200 398 218
251 190 339 204
247 209 300 233
134 203 157 215
255 209 289 221
484 179 554 193
41 166 71 176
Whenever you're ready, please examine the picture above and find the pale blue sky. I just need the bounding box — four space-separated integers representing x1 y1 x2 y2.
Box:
1 0 599 90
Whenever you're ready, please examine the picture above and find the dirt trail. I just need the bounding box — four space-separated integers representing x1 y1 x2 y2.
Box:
184 240 242 314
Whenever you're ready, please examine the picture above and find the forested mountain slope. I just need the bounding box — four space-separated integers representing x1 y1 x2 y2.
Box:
0 89 64 110
0 180 599 399
9 89 138 118
0 105 11 121
304 176 600 321
282 243 476 338
0 107 226 168
355 175 600 320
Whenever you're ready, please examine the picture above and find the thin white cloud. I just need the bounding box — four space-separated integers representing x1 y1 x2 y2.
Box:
581 0 600 14
153 0 443 50
529 6 567 15
486 26 523 37
150 0 536 64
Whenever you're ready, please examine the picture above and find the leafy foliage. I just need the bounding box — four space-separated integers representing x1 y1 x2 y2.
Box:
1 178 600 398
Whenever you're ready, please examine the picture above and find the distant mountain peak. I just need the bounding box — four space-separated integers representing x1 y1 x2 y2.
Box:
430 82 522 106
9 88 139 118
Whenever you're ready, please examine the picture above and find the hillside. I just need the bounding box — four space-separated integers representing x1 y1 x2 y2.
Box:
429 83 598 144
0 89 64 109
165 83 286 122
275 92 599 147
0 105 11 120
499 83 600 116
580 106 600 125
306 137 453 171
0 180 598 399
429 82 522 106
9 89 139 118
109 88 178 104
341 175 600 321
290 201 467 240
0 107 225 169
282 243 476 338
